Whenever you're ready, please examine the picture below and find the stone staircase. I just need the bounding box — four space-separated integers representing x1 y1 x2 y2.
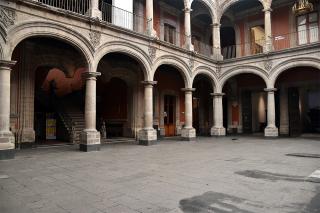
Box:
65 111 85 144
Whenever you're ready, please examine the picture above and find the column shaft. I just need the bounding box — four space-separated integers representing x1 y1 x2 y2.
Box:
89 0 102 19
0 60 16 160
212 23 223 60
211 93 226 136
264 8 272 52
139 81 157 145
80 72 101 152
264 88 278 137
146 0 156 36
184 8 193 50
184 90 193 128
144 84 153 129
181 88 196 140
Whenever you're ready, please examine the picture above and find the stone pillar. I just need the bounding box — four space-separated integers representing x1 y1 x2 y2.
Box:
146 0 156 37
89 0 102 19
139 81 157 145
181 88 196 140
264 88 279 137
0 60 16 160
19 43 35 148
211 93 226 136
264 7 272 52
184 7 193 51
80 72 101 152
279 87 289 135
212 23 223 60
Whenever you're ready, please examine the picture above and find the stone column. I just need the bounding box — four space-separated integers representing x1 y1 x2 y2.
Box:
264 88 279 137
146 0 156 37
80 72 101 152
212 23 223 60
181 88 196 140
139 81 157 145
89 0 102 19
279 87 289 135
19 43 35 148
184 7 193 51
264 7 272 52
211 93 226 136
0 60 16 160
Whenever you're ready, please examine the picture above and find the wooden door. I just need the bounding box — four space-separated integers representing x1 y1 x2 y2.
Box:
164 95 176 136
288 87 301 136
242 91 252 133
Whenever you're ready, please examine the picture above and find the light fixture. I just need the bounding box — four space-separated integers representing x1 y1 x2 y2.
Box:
292 0 314 16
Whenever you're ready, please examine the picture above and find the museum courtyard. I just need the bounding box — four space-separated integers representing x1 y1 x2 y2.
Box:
0 136 319 213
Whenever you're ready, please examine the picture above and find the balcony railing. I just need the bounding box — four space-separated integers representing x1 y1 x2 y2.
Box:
100 2 146 35
221 38 265 59
38 0 90 15
32 1 320 60
273 29 319 51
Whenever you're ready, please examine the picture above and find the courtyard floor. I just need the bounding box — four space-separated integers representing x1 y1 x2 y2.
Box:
0 136 320 213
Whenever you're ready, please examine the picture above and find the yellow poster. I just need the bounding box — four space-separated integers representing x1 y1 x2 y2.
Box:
46 113 56 140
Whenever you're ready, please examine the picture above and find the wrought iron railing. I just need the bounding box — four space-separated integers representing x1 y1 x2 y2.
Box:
272 28 320 51
100 1 146 34
37 0 90 15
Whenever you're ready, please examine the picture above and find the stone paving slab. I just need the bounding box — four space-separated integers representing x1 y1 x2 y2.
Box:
0 136 320 213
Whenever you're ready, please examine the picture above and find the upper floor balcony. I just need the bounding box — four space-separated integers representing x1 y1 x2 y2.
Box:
5 0 320 61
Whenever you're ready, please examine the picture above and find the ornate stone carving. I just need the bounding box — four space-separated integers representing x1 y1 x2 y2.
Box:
89 31 101 49
189 55 195 70
216 66 221 78
264 60 273 71
0 6 15 28
148 46 156 61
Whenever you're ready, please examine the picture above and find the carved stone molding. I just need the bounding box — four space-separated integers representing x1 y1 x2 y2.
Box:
188 55 195 70
148 45 156 62
264 60 273 71
0 6 15 29
89 31 101 49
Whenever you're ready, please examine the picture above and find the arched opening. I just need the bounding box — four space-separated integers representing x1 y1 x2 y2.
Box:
97 53 145 141
191 0 213 56
154 65 186 137
222 73 267 135
220 16 236 59
220 0 264 58
275 67 320 137
192 74 214 135
154 0 185 46
11 37 88 147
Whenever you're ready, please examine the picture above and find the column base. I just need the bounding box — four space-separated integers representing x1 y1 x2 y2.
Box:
279 125 289 135
138 129 157 146
181 128 196 141
211 53 223 61
19 128 36 149
210 127 226 136
80 130 101 152
264 126 279 137
0 131 15 160
88 9 102 19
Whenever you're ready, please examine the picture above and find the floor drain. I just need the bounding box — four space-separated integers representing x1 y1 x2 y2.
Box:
232 138 238 141
0 175 9 179
286 153 320 158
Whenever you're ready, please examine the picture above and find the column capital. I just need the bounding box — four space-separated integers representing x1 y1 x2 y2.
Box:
82 72 101 80
181 88 196 92
183 7 192 13
211 92 225 97
264 88 277 93
263 8 272 13
211 23 221 28
141 81 157 86
0 60 16 69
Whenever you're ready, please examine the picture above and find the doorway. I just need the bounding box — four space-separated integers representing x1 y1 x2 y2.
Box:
242 91 252 133
288 87 301 136
164 95 176 136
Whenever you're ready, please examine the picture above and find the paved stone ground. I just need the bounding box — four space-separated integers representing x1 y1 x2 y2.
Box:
0 136 320 213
